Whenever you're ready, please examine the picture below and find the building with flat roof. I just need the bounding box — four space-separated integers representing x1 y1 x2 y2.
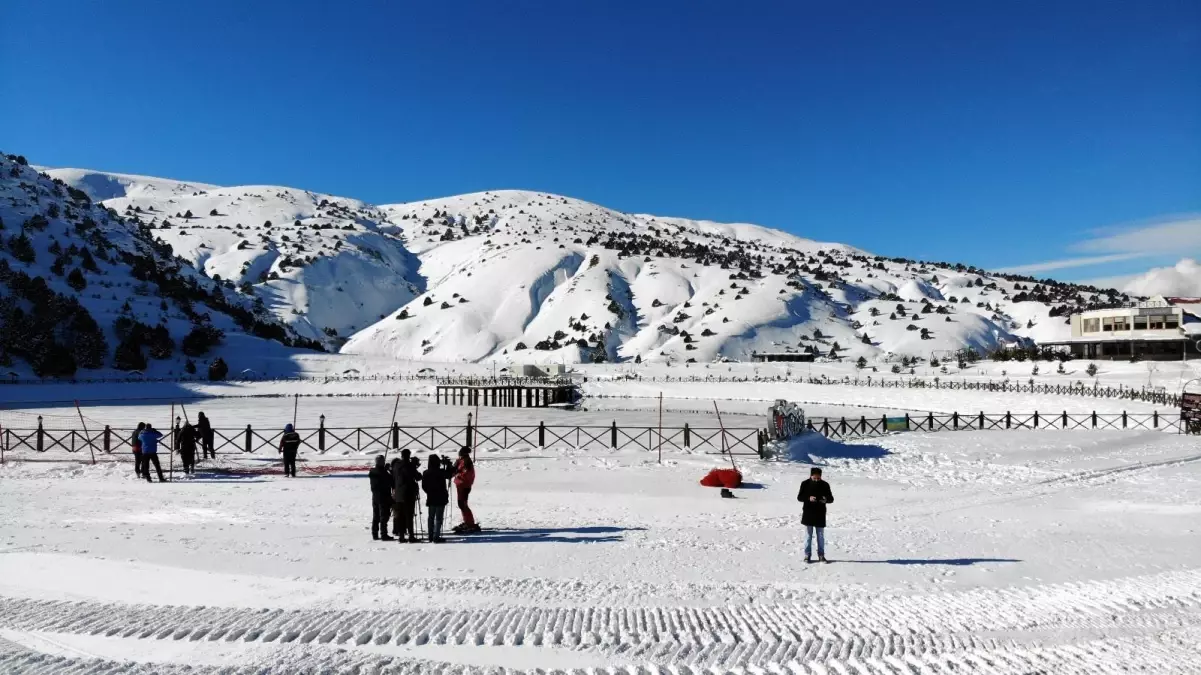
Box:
1042 296 1201 360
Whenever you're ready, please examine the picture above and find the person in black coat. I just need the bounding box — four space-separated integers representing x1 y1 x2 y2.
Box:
797 467 834 563
177 422 198 475
421 454 454 543
391 449 422 542
368 455 394 541
196 412 215 460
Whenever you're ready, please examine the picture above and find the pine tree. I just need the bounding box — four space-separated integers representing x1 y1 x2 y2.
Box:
7 233 35 263
66 268 86 291
66 308 107 369
855 356 867 369
79 247 99 272
113 335 148 371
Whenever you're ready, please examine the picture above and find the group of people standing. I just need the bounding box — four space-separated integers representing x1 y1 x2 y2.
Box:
130 413 215 481
369 446 478 543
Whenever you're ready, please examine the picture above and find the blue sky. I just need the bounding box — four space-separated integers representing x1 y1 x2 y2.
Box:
2 1 1198 283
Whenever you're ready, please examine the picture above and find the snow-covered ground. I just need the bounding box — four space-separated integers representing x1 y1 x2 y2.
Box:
1 423 1199 673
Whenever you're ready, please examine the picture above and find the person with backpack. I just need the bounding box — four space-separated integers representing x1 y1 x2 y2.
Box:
177 421 198 475
368 455 394 541
451 446 480 534
278 423 301 477
797 467 834 563
421 454 454 543
138 423 166 482
196 412 214 460
131 422 146 479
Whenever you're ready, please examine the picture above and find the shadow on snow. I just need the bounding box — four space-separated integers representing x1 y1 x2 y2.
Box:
451 525 645 545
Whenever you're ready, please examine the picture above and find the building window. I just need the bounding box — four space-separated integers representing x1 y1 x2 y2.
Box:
1134 316 1148 330
1102 317 1114 332
1113 317 1129 331
1166 314 1179 329
1083 318 1100 333
1149 316 1165 330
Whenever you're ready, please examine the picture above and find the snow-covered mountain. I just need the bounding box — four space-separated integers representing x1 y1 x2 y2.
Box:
41 160 1133 369
0 153 319 378
45 168 424 347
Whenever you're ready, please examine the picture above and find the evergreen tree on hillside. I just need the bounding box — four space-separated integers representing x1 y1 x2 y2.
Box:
7 233 35 263
65 309 107 369
66 268 86 292
113 335 147 372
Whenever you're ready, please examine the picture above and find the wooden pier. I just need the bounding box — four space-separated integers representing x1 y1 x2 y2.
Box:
435 378 579 408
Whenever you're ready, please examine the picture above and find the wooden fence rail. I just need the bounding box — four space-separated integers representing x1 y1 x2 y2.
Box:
4 410 1194 464
0 419 765 461
807 410 1196 440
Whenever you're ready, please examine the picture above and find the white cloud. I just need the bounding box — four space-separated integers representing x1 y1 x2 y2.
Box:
994 214 1201 278
1072 214 1201 256
1121 259 1201 298
994 253 1146 275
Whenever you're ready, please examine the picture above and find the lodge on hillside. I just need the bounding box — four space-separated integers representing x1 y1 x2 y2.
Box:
1042 296 1201 361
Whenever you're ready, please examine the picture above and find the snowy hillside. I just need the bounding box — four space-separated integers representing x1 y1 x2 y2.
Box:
46 168 424 348
42 163 1133 368
0 153 318 378
349 190 1129 364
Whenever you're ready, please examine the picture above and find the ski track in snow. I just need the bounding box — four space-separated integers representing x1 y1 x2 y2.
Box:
1 569 1201 673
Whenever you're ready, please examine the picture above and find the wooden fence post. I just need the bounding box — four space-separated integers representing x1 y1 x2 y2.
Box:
927 412 934 430
684 423 691 448
1122 411 1127 429
904 414 910 431
952 412 959 430
978 412 984 429
610 421 617 449
392 422 399 450
822 419 830 436
36 416 43 453
1153 411 1159 429
103 425 111 453
1092 411 1097 428
244 425 252 453
1062 411 1068 428
538 422 545 449
1005 412 1011 429
319 415 326 453
860 416 867 434
1033 411 1039 428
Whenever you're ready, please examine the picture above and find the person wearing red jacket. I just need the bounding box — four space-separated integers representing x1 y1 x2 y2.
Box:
451 446 480 533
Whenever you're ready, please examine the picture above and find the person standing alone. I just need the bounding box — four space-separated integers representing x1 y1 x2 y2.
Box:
797 467 833 563
278 424 301 477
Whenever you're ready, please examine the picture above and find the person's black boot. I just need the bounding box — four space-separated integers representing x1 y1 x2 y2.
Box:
819 555 829 563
